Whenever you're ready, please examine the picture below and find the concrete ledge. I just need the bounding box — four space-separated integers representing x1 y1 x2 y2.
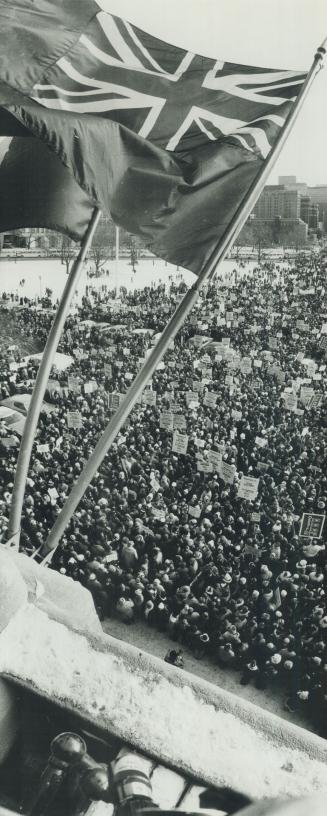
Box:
1 602 327 800
0 549 101 636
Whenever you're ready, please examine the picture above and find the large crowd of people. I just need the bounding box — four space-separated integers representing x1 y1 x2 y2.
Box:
0 251 326 734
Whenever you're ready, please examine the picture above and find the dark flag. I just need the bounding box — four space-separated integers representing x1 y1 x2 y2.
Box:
0 1 307 272
0 135 93 241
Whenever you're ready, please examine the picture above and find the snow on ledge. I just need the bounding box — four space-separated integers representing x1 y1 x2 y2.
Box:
1 603 327 800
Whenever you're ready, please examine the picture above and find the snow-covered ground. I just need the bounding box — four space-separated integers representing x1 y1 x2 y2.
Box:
1 603 327 801
103 617 313 733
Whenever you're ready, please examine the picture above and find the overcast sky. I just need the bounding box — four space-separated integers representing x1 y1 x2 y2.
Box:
98 0 327 185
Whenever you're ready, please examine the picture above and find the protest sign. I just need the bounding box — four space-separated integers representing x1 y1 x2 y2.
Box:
197 458 213 473
306 362 316 378
208 450 222 471
257 461 269 472
67 376 81 393
237 476 259 501
104 552 119 564
220 461 236 485
1 436 19 448
240 357 252 374
173 414 186 430
275 369 285 384
104 363 112 377
67 411 82 429
201 366 213 379
231 409 242 421
172 431 189 455
251 512 261 523
48 486 59 500
143 390 157 407
160 411 174 432
195 437 205 448
283 393 297 412
300 386 314 405
84 380 98 394
299 513 325 539
152 507 166 522
186 391 199 406
204 392 217 408
37 443 50 454
307 393 322 409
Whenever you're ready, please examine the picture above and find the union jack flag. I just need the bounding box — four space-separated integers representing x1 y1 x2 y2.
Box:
32 10 306 159
0 1 310 272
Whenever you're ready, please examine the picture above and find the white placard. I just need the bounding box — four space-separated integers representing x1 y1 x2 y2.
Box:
37 443 50 453
173 414 187 430
204 392 217 408
237 476 259 501
208 450 222 471
160 411 174 431
172 431 188 455
220 461 236 485
67 410 83 429
283 393 297 412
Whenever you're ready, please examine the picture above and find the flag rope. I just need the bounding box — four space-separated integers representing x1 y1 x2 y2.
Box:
41 38 326 561
6 207 102 550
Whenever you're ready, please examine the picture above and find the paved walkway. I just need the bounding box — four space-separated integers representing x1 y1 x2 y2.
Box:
102 616 313 733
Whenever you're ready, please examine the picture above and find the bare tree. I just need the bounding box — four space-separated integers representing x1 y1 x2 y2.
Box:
89 219 115 276
61 236 76 274
251 221 271 262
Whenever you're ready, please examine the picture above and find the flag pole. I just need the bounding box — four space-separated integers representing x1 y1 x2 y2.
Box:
6 207 102 550
42 39 326 560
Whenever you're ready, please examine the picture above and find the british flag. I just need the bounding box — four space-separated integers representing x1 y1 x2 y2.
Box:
0 1 310 272
32 10 306 159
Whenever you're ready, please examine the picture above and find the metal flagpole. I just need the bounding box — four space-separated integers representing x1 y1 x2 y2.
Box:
115 226 120 294
6 207 102 549
42 39 326 560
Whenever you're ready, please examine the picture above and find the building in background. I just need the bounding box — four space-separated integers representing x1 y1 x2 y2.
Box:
237 175 326 249
2 179 326 255
307 185 327 234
